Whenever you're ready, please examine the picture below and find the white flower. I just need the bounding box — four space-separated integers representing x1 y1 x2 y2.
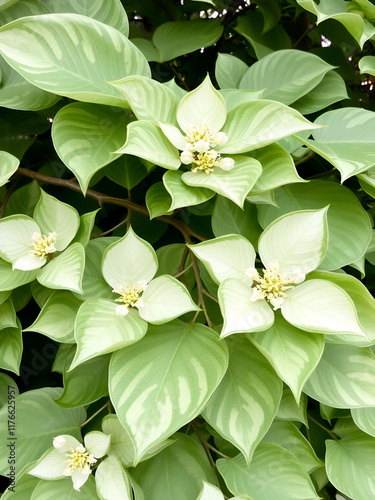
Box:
29 433 110 491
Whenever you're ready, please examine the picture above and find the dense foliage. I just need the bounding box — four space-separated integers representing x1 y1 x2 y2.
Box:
0 0 375 498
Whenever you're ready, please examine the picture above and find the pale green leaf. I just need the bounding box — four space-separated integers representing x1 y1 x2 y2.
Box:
30 476 99 499
246 191 277 207
250 313 324 402
106 155 148 190
24 290 81 343
96 455 132 500
257 180 372 271
239 50 334 105
0 258 37 291
163 78 187 100
102 227 158 288
110 75 179 124
182 156 262 208
215 53 248 90
295 108 375 181
117 121 181 169
0 387 85 475
177 75 227 133
0 297 16 330
52 103 130 194
37 242 85 293
145 182 174 219
55 348 110 408
282 279 366 337
250 144 306 195
212 198 262 246
217 445 319 500
131 433 216 500
359 55 375 76
109 320 229 464
0 150 19 187
276 387 308 425
326 431 375 500
304 344 375 408
262 420 323 474
71 209 99 248
259 208 328 275
352 407 375 438
0 14 150 106
4 179 40 218
163 170 214 210
203 337 282 463
219 100 319 154
139 275 199 324
0 320 22 374
84 431 110 458
292 71 348 115
71 300 147 369
197 481 225 500
1 472 38 499
189 235 256 285
34 189 79 252
218 278 274 337
219 89 264 112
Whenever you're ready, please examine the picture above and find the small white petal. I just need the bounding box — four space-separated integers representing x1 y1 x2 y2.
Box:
116 304 129 317
245 267 259 281
71 468 91 491
180 150 194 165
250 287 264 302
53 435 81 453
29 449 68 479
194 139 210 153
13 253 46 271
292 271 305 284
270 296 284 310
213 132 228 145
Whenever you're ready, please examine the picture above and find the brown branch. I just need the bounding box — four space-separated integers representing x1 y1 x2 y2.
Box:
17 167 207 242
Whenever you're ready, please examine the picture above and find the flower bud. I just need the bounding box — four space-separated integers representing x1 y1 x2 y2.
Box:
194 139 210 153
180 150 194 165
219 157 235 171
213 132 228 146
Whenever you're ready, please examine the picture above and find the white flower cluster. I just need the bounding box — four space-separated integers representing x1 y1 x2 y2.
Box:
179 122 234 174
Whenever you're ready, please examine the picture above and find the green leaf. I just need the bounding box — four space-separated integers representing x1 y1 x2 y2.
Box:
163 170 214 210
219 100 319 154
257 181 372 271
102 414 174 467
276 387 308 426
359 55 375 76
259 208 328 275
102 227 158 288
146 182 174 219
239 50 334 105
0 320 22 374
218 278 274 337
110 76 179 124
139 275 199 324
96 455 132 500
0 297 16 330
262 420 323 474
0 373 18 409
117 121 181 169
4 179 40 217
215 53 248 90
133 19 223 63
0 57 60 111
0 387 85 475
109 320 229 464
1 472 39 499
72 209 99 248
189 235 256 285
71 300 147 369
177 75 227 133
0 150 19 187
55 348 110 408
250 144 306 195
304 344 375 408
24 290 80 343
131 433 215 500
197 482 225 500
106 155 148 190
295 108 375 181
30 476 99 499
52 103 130 194
352 407 375 438
212 198 262 247
282 279 366 336
37 242 85 293
182 156 262 208
0 258 37 291
326 431 375 500
292 71 348 115
220 89 264 111
0 14 150 106
217 445 319 500
250 313 324 402
203 337 282 464
296 0 375 48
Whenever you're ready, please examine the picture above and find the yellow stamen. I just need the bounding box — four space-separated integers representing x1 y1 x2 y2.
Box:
29 232 57 259
63 445 96 476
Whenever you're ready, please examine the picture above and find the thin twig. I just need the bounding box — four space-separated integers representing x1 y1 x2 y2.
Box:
294 150 315 166
80 401 110 428
91 217 128 239
202 289 218 303
307 414 339 441
308 168 337 180
173 261 194 278
191 421 222 490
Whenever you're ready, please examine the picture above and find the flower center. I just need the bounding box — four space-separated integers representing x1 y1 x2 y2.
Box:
112 281 147 316
191 150 221 174
64 445 96 476
246 260 305 310
29 232 57 259
184 123 213 146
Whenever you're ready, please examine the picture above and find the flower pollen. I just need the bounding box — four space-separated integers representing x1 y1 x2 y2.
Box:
246 260 305 310
63 444 96 476
113 281 147 316
29 232 57 259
